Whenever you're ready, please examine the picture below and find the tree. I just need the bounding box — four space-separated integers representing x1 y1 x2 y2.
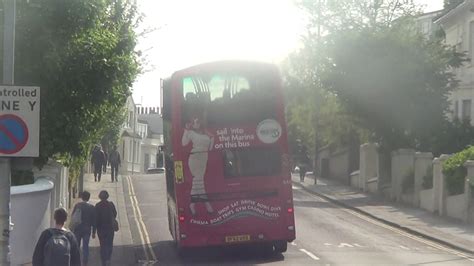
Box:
322 23 466 152
9 0 141 181
286 0 467 156
444 0 464 10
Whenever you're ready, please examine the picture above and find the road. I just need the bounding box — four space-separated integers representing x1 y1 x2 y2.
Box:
122 174 474 265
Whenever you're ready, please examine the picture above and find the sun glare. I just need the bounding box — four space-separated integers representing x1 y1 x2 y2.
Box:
133 0 305 105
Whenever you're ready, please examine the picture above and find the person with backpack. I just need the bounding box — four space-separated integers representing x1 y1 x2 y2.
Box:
91 145 106 182
71 191 96 266
94 190 118 266
32 208 81 266
108 146 121 182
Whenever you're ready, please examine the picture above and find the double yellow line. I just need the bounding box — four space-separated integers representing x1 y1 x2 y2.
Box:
126 176 157 261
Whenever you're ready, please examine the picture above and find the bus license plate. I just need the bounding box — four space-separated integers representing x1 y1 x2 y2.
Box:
225 235 251 243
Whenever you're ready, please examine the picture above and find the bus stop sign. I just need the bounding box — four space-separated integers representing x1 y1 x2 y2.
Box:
0 86 40 157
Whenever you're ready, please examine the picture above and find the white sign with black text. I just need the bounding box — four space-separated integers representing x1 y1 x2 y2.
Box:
0 86 40 157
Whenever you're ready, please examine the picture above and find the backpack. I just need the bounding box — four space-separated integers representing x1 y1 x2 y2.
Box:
43 229 71 266
70 206 82 230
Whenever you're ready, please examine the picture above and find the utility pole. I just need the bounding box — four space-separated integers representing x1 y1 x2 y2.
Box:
1 0 16 264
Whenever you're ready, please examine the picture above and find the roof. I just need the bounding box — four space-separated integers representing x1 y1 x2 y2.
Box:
434 0 472 24
171 60 279 77
121 130 142 139
137 114 163 135
415 9 444 20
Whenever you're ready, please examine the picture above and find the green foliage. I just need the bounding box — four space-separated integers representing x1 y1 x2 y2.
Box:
444 0 464 10
10 0 141 173
283 47 368 159
443 146 474 195
422 165 434 190
402 167 415 194
432 119 474 156
11 170 34 186
322 24 466 152
286 0 467 155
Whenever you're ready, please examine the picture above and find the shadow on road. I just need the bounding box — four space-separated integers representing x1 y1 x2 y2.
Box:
149 240 286 265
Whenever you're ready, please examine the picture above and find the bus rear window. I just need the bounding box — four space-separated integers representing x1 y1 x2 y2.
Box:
181 73 278 127
223 147 281 178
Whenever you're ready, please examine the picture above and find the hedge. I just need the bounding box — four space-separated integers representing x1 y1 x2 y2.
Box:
442 146 474 195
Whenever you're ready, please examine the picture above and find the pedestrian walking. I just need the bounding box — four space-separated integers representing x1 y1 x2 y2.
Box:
32 208 81 266
299 163 307 182
91 145 106 182
103 149 108 174
71 191 96 266
108 146 121 182
94 190 118 266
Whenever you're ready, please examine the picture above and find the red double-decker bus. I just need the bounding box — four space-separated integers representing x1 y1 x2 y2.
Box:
161 61 295 254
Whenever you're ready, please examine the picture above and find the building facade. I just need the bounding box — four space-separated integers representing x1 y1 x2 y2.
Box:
435 0 474 123
118 97 164 174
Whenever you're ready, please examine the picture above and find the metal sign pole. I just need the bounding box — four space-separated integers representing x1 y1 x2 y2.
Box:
1 0 16 264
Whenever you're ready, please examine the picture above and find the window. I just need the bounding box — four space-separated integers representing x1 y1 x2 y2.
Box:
122 140 125 159
223 147 281 178
470 21 474 63
128 111 133 128
181 72 277 127
129 139 133 162
462 99 472 121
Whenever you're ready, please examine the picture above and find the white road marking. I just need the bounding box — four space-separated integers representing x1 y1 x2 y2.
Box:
291 242 297 246
296 187 474 262
338 243 354 248
399 245 410 250
299 248 320 260
353 243 363 247
324 243 332 246
127 176 157 261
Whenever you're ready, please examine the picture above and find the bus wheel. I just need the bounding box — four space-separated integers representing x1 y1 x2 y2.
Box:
274 241 287 253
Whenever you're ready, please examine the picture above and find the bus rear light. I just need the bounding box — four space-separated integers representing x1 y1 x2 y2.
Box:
288 226 294 231
180 234 187 239
287 207 294 213
258 234 265 240
179 215 185 222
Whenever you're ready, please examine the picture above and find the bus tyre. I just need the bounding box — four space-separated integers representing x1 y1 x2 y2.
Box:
274 241 287 253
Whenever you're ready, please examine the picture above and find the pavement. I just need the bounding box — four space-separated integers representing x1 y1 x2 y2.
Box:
71 172 135 266
292 173 474 255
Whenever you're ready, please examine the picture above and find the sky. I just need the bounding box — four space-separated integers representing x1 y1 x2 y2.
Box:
131 0 444 107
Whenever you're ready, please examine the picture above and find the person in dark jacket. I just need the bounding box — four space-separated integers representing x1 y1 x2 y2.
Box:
33 208 81 266
108 146 121 182
71 191 96 266
94 190 117 266
91 145 106 182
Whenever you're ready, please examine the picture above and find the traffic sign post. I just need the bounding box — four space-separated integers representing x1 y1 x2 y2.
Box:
1 0 16 264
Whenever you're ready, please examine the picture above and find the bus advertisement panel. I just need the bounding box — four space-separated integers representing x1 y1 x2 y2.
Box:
162 61 295 253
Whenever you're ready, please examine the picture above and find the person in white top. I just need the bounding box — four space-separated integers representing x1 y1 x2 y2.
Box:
182 117 214 216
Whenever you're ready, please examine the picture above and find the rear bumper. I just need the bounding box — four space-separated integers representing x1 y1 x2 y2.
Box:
177 232 295 248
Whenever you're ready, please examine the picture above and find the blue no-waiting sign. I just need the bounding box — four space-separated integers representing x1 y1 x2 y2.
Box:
0 114 29 154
